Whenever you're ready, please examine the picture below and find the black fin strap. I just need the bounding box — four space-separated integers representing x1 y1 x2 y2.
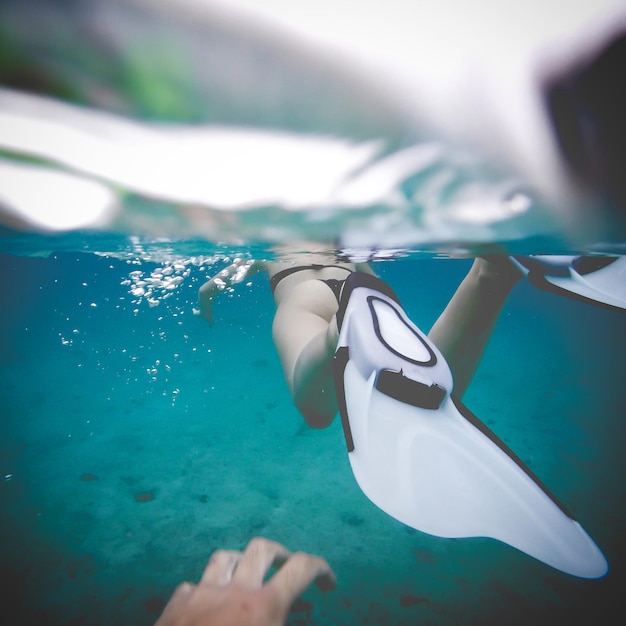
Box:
332 346 354 452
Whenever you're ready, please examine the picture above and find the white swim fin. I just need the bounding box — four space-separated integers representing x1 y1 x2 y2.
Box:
511 255 626 312
333 272 608 579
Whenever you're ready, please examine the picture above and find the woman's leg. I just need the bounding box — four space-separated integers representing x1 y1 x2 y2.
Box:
427 257 522 399
271 280 341 428
269 256 517 423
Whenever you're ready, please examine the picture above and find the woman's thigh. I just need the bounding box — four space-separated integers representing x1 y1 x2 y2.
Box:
271 280 338 386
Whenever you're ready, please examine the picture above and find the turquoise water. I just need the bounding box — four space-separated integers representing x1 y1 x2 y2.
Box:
2 0 625 622
1 240 624 625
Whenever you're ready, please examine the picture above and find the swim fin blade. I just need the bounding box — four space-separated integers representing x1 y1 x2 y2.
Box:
333 272 608 579
511 255 626 312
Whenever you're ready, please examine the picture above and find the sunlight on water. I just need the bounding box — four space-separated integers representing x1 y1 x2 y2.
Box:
1 0 624 250
0 88 546 250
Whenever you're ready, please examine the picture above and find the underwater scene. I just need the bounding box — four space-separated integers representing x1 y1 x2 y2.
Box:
0 237 624 625
1 0 626 624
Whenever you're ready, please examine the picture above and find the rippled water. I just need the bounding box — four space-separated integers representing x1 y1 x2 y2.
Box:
1 0 625 251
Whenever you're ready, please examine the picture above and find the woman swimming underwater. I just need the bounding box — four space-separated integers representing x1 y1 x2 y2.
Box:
197 253 521 427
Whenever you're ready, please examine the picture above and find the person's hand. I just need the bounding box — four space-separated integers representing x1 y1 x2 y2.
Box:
154 537 336 626
196 259 266 327
194 300 215 326
196 280 219 326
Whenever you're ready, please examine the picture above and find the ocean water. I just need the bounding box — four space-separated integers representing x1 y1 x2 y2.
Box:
1 1 626 623
0 237 624 625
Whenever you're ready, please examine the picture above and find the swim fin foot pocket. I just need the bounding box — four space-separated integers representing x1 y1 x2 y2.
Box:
332 272 608 579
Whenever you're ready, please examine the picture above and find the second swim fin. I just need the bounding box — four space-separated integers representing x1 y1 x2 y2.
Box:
511 255 626 312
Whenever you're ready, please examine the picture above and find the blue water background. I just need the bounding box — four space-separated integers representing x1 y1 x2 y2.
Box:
0 246 624 625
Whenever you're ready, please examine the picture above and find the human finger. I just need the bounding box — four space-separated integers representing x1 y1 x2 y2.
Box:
231 537 292 588
199 549 242 587
266 551 336 608
153 582 195 625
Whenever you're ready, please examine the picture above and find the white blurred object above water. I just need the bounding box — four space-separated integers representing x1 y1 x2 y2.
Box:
0 0 624 250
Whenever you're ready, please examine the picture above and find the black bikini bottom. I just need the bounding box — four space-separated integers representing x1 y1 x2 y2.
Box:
269 264 353 302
